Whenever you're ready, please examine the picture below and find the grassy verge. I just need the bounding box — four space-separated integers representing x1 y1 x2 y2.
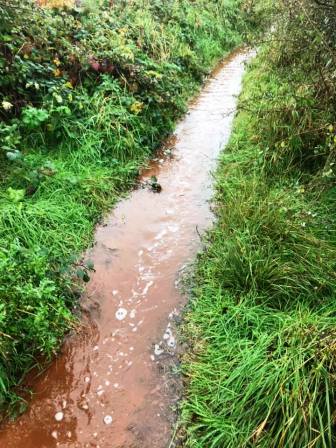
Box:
0 0 247 413
181 25 336 448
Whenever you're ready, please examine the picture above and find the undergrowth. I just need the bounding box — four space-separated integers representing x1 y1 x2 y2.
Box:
0 0 246 414
181 1 336 446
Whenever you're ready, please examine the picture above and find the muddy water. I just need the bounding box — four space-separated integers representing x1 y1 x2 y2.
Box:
0 51 250 448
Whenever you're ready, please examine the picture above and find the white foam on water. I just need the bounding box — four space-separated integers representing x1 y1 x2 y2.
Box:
141 281 154 296
115 308 127 321
54 412 64 422
103 415 113 425
51 431 58 439
154 344 164 356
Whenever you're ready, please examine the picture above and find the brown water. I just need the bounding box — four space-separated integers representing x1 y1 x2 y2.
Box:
0 50 250 448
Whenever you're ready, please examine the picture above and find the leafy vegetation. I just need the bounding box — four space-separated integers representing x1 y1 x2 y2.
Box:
181 1 336 446
0 0 246 413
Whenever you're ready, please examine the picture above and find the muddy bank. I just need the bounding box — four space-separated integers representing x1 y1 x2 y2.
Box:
0 50 250 448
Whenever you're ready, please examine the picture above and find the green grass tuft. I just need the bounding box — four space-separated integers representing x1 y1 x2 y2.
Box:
181 42 336 447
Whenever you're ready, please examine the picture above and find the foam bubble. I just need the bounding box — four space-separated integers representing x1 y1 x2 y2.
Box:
103 415 113 425
54 411 64 422
154 344 164 356
115 308 127 321
51 430 58 439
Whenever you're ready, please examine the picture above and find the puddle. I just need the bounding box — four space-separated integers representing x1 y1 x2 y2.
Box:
0 50 251 448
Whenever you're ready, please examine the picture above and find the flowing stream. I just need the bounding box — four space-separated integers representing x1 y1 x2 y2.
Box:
0 50 250 448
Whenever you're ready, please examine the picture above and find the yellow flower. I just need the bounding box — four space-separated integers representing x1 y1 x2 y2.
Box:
145 70 163 79
130 101 144 114
2 100 13 111
54 68 62 77
53 58 61 66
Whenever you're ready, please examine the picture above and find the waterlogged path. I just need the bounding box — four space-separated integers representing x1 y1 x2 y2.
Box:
0 50 250 448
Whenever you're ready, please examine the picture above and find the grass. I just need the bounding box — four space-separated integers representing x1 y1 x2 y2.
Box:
0 0 247 415
180 47 336 447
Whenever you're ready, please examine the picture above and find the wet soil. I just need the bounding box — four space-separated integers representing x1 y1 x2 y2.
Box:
0 50 250 448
